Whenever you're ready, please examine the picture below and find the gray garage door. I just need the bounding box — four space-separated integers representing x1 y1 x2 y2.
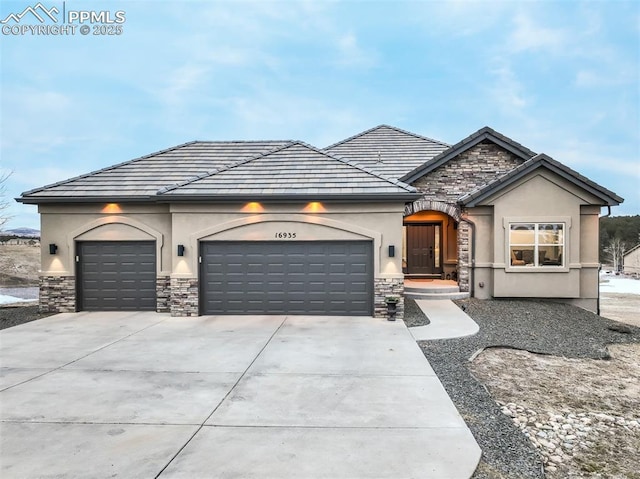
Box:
76 241 156 311
200 241 373 316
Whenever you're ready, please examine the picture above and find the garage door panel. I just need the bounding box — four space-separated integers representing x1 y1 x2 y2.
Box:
201 241 372 316
77 241 156 312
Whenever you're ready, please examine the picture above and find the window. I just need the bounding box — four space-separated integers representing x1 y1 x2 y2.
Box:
509 223 564 267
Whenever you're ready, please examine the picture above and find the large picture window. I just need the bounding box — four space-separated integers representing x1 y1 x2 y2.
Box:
509 223 564 267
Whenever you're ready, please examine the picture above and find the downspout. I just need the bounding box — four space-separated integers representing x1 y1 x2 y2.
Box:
460 213 476 299
597 206 612 315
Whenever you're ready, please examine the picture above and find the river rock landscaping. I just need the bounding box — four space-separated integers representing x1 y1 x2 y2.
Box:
405 297 640 479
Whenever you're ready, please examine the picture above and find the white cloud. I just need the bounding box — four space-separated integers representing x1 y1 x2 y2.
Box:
508 12 568 53
489 62 529 113
407 0 511 37
158 64 210 107
335 32 378 68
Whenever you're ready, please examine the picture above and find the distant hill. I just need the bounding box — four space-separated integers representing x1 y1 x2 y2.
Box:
1 227 40 238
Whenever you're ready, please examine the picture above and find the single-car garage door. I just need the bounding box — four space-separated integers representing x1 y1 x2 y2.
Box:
76 241 156 311
200 241 373 316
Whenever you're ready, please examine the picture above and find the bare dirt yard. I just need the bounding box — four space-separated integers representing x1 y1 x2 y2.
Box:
468 290 640 479
0 244 40 286
600 292 640 328
471 344 640 479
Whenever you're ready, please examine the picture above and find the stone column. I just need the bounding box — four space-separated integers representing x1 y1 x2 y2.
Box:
374 278 405 320
39 275 76 313
170 278 199 316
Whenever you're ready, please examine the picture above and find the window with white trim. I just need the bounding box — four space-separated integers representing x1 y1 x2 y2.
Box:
509 223 564 267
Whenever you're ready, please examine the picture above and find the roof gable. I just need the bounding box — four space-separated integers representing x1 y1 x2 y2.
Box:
324 125 450 180
459 153 623 207
401 126 537 184
159 141 418 200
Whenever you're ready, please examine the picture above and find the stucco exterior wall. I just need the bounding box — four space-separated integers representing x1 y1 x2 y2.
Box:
38 201 405 316
168 202 404 280
463 207 493 299
473 171 603 310
39 204 172 277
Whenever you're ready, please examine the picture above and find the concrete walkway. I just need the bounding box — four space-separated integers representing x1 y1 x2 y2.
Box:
409 299 480 340
1 311 481 478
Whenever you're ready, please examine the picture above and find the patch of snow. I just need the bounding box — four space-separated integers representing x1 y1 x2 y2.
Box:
599 275 640 295
0 294 32 305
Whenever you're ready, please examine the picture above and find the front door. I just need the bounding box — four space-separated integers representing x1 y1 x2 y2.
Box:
406 224 442 275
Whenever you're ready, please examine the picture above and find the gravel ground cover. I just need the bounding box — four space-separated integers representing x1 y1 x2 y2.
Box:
402 297 430 327
412 299 640 479
0 304 53 330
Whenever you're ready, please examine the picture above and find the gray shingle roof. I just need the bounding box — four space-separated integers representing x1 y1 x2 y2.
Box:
401 126 537 184
324 125 450 179
18 141 291 202
458 153 623 207
159 141 417 199
18 140 418 204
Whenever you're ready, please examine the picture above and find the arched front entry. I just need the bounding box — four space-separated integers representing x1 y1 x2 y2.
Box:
403 200 466 287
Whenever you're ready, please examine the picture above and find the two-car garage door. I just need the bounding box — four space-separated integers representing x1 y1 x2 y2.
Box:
200 241 373 316
76 240 374 315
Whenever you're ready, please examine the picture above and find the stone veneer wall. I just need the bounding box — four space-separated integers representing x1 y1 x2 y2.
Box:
39 276 76 313
374 278 404 320
411 141 525 202
156 276 171 313
408 141 524 294
170 278 199 317
457 222 471 292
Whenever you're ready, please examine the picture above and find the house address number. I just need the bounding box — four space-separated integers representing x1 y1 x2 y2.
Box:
275 232 297 239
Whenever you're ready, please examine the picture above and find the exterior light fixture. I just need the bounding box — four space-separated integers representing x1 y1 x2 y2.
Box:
388 245 395 257
49 244 58 255
241 202 264 213
177 244 185 256
101 203 122 213
303 202 326 213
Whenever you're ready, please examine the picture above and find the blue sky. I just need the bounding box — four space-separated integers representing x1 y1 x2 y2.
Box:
1 0 638 230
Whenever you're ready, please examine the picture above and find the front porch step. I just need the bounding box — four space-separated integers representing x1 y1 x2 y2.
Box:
404 285 461 294
404 291 470 300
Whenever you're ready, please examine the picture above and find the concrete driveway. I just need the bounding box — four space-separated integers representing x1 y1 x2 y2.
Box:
0 312 480 478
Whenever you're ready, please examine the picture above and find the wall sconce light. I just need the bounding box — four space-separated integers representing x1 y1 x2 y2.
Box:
388 245 395 257
49 244 58 255
177 244 185 256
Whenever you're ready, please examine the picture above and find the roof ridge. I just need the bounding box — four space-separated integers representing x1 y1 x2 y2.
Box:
324 124 450 150
473 126 537 158
157 141 297 194
532 153 622 201
401 126 538 184
19 140 199 196
160 140 417 195
192 140 291 144
298 140 417 193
